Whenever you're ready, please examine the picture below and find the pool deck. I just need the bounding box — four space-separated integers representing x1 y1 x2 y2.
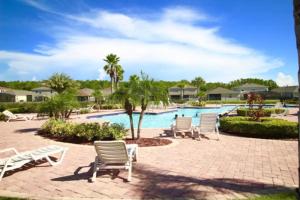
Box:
0 108 298 199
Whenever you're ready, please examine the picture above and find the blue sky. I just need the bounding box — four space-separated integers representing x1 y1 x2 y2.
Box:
0 0 297 85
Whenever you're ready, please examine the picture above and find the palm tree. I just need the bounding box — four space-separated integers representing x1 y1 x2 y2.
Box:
191 76 206 94
112 83 139 139
177 80 189 100
103 54 120 94
46 73 77 93
115 65 124 89
134 73 168 139
293 0 300 193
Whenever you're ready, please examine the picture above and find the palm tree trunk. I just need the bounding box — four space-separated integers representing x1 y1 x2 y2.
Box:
129 114 135 139
293 0 300 194
110 77 114 94
137 109 145 139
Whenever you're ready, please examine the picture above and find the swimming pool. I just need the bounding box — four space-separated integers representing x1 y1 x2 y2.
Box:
88 106 237 128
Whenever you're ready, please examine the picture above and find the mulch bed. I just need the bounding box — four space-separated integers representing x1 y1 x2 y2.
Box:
38 130 172 147
125 138 172 147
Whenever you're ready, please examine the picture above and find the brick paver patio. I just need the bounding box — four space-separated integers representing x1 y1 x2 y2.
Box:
0 117 298 199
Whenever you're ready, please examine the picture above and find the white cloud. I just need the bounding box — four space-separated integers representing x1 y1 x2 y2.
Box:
98 68 107 80
0 6 284 81
276 72 297 86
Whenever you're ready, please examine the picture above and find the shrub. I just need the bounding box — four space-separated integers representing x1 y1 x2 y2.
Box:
40 119 127 142
79 108 90 114
206 100 279 104
237 108 285 117
189 101 206 107
220 116 298 139
0 102 40 113
0 112 6 121
101 104 122 109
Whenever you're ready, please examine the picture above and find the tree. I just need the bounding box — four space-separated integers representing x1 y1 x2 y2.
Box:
115 65 124 90
103 54 120 94
191 77 206 93
92 89 103 109
134 73 168 139
177 80 189 100
46 73 78 93
112 83 139 139
293 0 300 194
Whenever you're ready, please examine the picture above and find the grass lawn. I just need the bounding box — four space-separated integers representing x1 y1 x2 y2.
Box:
244 191 297 200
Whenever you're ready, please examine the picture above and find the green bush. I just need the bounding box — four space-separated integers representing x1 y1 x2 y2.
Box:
79 108 90 114
189 101 206 107
0 102 40 113
206 100 279 104
101 104 122 109
40 119 127 142
220 116 298 139
0 112 6 121
172 99 187 104
237 108 285 117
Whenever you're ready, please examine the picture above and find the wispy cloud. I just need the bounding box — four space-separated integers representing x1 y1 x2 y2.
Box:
0 3 284 81
276 72 297 86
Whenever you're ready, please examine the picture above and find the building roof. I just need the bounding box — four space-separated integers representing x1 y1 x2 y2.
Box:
206 87 239 94
3 89 35 96
234 83 268 89
32 87 53 91
272 86 298 93
169 85 197 89
77 88 94 96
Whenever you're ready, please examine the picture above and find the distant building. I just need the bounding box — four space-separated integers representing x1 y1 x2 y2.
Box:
168 86 197 100
0 89 35 102
206 87 240 101
31 87 56 101
233 83 269 99
77 88 95 102
272 86 299 99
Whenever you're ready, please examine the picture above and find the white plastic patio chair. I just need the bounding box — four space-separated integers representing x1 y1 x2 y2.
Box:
0 145 68 181
2 110 34 122
194 113 219 140
171 117 194 138
92 141 138 182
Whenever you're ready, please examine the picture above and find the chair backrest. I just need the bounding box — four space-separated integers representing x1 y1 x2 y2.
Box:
175 117 192 130
199 113 218 132
2 110 16 119
94 141 129 165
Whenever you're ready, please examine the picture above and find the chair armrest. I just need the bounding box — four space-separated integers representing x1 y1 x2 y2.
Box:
126 144 137 159
0 148 19 155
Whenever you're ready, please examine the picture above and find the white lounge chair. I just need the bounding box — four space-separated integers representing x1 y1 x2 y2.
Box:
2 110 33 122
171 117 194 138
92 141 138 182
0 145 68 181
194 113 219 140
271 108 289 117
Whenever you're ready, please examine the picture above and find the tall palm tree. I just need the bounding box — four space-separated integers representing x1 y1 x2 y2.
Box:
115 65 124 89
103 54 120 94
293 0 300 193
134 73 168 139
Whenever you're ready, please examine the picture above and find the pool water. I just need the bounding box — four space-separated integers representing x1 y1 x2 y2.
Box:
88 106 237 128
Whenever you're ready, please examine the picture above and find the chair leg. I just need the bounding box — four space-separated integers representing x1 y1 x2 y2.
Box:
91 156 99 182
45 149 67 166
127 162 132 182
216 126 220 141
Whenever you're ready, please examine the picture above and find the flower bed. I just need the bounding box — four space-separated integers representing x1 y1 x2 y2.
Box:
220 116 298 139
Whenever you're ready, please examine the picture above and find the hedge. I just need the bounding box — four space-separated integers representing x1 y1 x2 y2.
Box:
40 119 127 142
206 100 279 104
220 116 298 139
236 108 285 117
189 101 206 107
0 102 41 113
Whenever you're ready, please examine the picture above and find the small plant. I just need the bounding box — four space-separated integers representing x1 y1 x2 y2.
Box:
247 92 264 121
